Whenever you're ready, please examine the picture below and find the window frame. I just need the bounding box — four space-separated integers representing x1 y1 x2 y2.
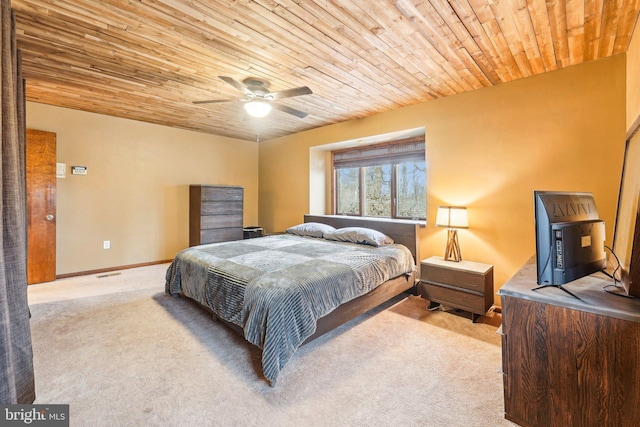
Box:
332 137 426 220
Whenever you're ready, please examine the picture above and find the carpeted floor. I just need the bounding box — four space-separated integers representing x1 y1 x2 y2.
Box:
27 263 514 426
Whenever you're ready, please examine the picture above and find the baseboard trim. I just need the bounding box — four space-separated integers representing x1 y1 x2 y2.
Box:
56 259 172 279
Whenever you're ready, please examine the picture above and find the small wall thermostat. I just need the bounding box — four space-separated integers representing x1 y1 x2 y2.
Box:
71 166 87 175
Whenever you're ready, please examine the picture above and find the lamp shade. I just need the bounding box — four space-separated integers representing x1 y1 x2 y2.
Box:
244 101 272 118
435 206 468 229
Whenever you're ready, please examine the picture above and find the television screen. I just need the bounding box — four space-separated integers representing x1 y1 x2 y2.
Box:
534 191 606 286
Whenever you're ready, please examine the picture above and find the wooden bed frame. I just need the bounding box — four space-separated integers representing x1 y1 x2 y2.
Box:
201 214 425 344
300 214 423 343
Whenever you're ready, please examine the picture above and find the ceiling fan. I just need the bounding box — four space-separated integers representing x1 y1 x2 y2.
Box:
193 76 312 118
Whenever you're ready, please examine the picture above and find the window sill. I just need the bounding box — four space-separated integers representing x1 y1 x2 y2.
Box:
317 214 427 227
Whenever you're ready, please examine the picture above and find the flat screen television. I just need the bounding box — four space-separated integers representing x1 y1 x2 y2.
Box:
534 191 606 291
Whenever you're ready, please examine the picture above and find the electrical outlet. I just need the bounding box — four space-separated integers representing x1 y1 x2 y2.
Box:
103 240 110 249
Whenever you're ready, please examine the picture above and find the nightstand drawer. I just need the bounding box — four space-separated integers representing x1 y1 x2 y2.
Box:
418 256 494 321
422 264 487 292
418 282 487 313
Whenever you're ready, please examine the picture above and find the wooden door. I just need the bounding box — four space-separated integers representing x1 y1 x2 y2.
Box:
26 129 57 284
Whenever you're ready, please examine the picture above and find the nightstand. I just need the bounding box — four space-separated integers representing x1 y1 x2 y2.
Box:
418 256 494 322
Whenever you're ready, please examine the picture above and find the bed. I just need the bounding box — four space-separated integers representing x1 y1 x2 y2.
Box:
165 214 423 385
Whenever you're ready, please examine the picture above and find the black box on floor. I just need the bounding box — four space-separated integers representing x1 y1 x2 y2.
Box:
243 226 263 239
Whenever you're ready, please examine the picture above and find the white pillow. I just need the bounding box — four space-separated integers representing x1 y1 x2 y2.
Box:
323 227 394 247
285 222 336 238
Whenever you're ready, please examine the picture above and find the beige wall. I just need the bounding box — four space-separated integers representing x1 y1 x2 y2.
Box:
259 55 626 298
26 103 259 275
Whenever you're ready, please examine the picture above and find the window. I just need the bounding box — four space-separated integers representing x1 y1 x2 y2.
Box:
332 137 426 220
336 167 359 215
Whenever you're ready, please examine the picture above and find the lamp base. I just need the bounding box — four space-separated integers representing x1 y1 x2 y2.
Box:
444 229 462 262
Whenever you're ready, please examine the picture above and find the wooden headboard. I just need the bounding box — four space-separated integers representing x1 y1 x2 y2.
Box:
304 214 424 265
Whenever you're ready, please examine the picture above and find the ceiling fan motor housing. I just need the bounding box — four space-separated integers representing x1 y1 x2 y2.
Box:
243 77 270 98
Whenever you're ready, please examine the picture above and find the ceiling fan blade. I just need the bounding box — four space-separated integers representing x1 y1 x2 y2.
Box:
267 86 312 100
272 103 309 118
219 76 253 97
192 98 244 105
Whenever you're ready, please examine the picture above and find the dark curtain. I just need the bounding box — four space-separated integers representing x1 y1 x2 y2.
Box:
0 0 35 404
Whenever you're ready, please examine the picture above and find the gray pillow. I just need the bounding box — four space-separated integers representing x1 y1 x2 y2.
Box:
323 227 394 247
285 222 336 238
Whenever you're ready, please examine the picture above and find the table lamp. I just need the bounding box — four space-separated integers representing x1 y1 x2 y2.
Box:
435 206 468 262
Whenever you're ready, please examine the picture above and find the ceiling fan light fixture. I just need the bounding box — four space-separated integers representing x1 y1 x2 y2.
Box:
244 101 271 118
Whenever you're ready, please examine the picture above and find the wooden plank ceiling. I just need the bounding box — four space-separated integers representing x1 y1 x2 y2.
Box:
11 0 640 142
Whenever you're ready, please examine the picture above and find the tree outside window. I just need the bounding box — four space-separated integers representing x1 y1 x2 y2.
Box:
336 167 360 215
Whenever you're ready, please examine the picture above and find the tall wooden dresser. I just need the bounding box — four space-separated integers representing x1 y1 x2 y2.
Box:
189 185 243 246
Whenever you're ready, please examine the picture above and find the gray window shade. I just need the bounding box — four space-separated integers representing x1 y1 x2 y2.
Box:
333 137 425 168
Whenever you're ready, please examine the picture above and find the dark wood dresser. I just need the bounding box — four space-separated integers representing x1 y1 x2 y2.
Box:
499 258 640 426
418 256 493 322
189 185 243 246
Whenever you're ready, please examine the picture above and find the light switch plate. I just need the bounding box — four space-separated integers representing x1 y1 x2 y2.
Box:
56 163 66 178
